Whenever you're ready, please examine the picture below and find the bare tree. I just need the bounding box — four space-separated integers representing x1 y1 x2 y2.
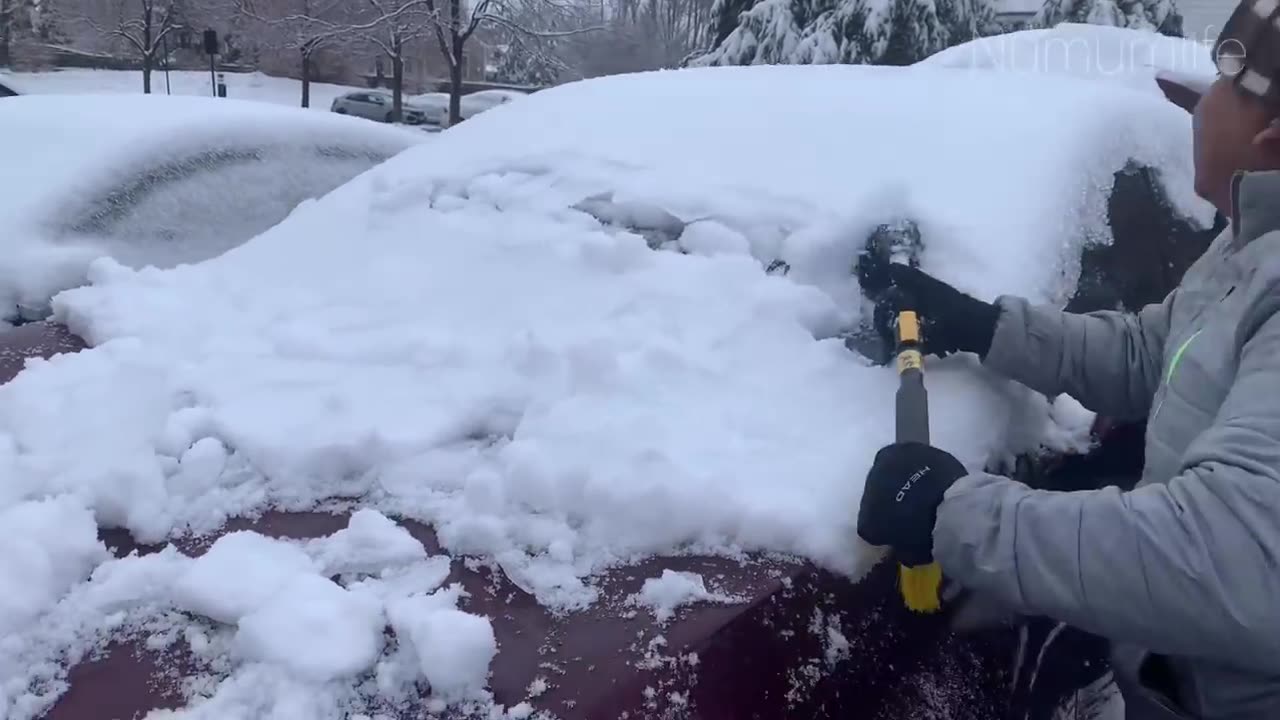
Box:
358 0 433 121
239 0 435 108
420 0 599 125
74 0 183 93
0 0 30 67
238 0 356 107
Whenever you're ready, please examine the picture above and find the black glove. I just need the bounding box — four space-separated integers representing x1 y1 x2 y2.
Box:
856 441 968 566
857 260 1001 359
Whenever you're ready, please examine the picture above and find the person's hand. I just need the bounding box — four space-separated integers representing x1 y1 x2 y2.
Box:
856 441 968 566
857 260 1001 359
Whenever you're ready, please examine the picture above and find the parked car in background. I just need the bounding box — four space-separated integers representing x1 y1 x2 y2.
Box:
460 88 527 119
406 92 450 127
330 90 427 124
1 93 425 325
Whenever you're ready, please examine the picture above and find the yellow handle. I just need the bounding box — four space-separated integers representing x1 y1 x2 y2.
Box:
899 563 943 613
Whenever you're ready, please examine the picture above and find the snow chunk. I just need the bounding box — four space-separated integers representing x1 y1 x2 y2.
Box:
386 585 497 701
234 573 386 682
0 496 108 635
169 437 229 498
626 570 742 624
506 702 535 719
678 220 751 257
1 546 193 720
346 557 454 605
306 509 428 575
171 531 317 624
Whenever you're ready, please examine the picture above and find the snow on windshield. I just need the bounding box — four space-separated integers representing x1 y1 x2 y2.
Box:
0 64 1213 717
918 23 1217 93
0 94 424 324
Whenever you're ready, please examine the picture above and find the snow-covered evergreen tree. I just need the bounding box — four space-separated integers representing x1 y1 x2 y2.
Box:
1033 0 1182 37
690 0 993 66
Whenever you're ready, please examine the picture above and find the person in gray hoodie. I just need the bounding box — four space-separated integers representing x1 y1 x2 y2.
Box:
855 2 1280 719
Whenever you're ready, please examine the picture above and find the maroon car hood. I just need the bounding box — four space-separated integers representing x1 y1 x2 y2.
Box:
0 321 1014 720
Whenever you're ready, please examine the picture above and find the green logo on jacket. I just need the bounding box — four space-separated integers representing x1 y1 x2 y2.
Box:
1166 329 1204 386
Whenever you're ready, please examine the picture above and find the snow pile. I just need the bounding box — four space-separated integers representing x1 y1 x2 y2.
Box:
0 64 1214 715
234 573 387 682
0 510 498 719
386 585 499 702
171 531 319 624
918 23 1217 94
306 507 430 575
0 545 195 720
626 570 744 624
0 496 108 635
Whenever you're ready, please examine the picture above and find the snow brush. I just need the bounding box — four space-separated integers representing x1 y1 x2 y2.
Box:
844 220 942 610
893 307 943 614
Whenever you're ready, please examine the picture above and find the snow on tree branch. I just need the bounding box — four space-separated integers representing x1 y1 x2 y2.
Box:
690 0 996 66
1033 0 1183 37
234 0 385 53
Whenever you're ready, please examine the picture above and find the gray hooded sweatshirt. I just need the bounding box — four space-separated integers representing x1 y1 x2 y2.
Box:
933 169 1280 720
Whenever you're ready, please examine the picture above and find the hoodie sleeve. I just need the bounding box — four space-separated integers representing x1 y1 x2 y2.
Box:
981 291 1173 421
933 311 1280 673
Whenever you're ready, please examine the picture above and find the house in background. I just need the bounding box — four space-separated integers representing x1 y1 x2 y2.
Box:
993 0 1041 28
991 0 1237 39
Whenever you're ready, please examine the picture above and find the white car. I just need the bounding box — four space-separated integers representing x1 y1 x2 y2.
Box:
0 93 425 323
406 91 451 126
459 88 527 119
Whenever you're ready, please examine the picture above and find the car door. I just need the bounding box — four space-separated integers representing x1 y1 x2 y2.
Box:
346 94 374 120
366 93 389 121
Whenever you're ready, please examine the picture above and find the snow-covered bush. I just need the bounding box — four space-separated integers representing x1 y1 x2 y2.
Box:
691 0 995 66
1033 0 1182 37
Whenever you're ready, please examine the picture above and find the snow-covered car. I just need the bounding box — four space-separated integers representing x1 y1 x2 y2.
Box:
0 64 1217 720
407 91 451 126
0 93 425 325
459 88 527 119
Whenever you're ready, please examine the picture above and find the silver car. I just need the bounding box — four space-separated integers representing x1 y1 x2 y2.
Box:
331 90 427 124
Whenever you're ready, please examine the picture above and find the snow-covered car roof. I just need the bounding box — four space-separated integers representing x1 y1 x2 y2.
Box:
460 89 527 116
408 92 450 106
0 93 425 321
1 64 1215 717
918 23 1217 94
